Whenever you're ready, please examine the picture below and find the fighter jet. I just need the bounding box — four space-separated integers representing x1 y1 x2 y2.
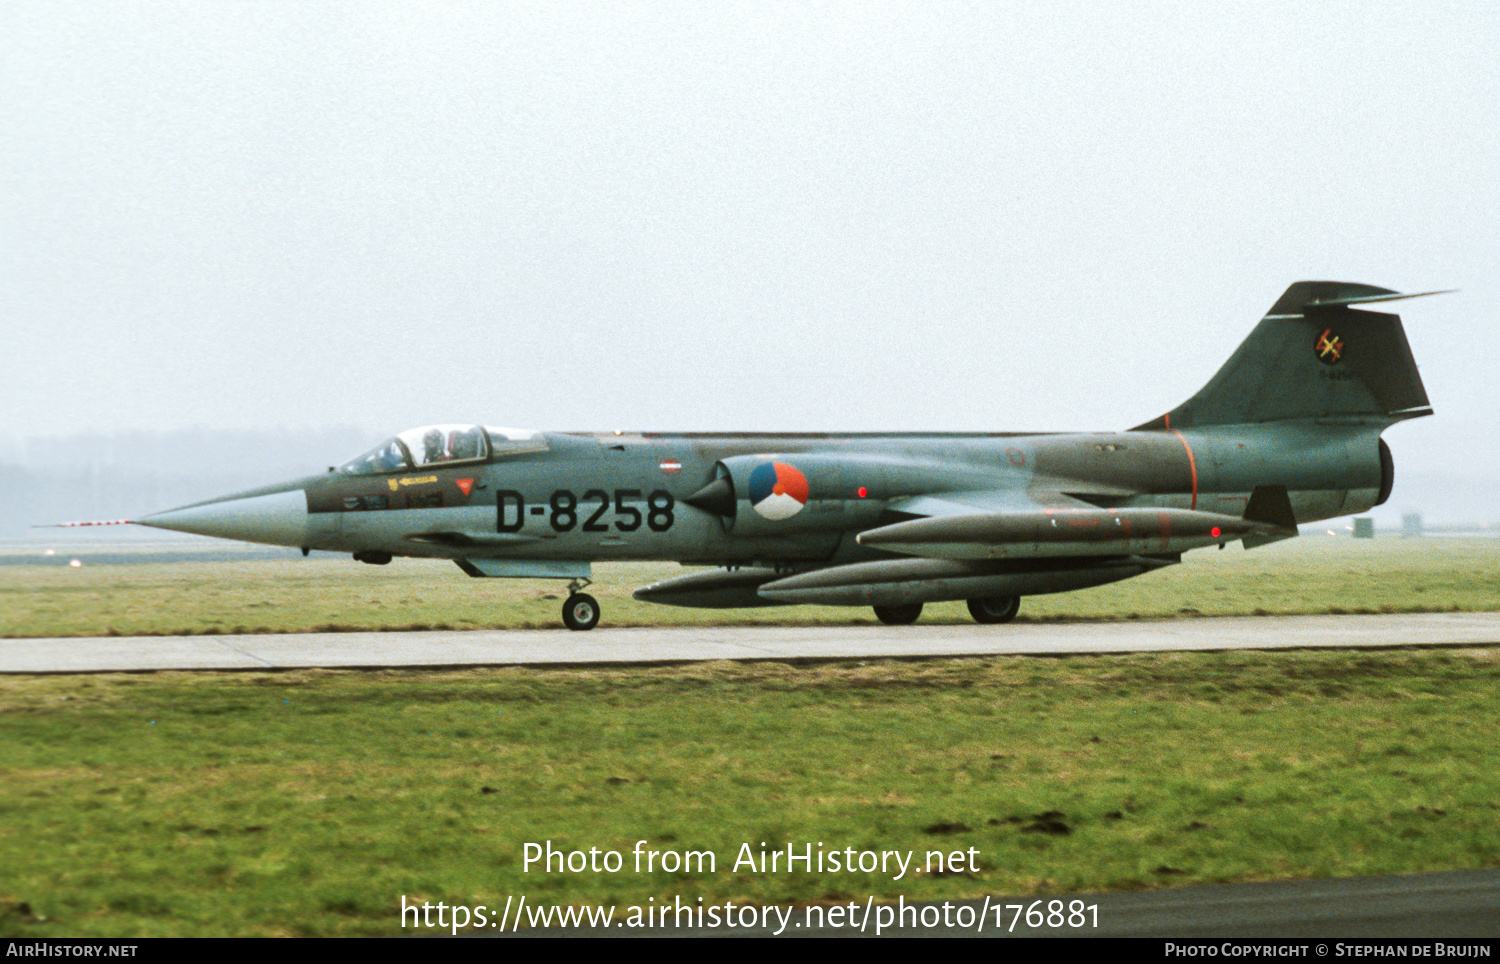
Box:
86 281 1440 630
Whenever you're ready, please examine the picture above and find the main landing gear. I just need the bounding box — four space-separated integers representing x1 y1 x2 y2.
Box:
870 596 1022 626
873 603 923 625
562 578 600 631
966 595 1020 624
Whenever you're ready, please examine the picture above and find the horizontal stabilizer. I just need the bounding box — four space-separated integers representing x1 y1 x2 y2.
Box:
1263 283 1454 318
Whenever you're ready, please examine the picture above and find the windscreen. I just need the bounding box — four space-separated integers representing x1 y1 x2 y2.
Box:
339 438 410 476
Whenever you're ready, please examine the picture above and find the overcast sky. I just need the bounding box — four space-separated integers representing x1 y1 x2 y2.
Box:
3 2 1494 486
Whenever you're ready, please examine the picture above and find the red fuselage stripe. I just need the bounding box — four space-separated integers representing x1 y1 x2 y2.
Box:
1169 429 1198 510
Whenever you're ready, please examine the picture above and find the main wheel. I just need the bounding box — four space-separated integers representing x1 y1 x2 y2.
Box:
873 603 923 625
967 595 1020 624
562 593 600 631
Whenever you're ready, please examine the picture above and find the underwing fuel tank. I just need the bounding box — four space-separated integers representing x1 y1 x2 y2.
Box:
756 556 1178 607
632 567 794 608
856 507 1269 560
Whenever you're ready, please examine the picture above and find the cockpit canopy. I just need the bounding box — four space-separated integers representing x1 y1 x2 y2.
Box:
339 425 545 475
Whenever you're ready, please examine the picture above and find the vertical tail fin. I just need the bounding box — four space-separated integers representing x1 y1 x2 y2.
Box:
1133 281 1444 430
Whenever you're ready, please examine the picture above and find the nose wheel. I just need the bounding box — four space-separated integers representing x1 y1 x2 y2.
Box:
562 579 600 631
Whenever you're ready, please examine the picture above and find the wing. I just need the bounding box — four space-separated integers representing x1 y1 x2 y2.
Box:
883 488 1098 518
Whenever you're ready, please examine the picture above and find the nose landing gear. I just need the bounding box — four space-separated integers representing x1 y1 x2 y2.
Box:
562 578 600 631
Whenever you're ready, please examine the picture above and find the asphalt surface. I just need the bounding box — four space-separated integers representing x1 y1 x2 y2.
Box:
2 611 1497 673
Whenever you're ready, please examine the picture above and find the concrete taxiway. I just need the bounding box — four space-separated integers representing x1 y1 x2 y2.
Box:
2 611 1497 673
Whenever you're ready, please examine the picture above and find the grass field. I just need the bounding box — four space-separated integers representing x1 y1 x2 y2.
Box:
1 650 1498 936
3 537 1499 638
1 537 1498 936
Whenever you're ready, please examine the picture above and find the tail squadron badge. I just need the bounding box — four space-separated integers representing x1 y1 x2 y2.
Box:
1315 328 1345 365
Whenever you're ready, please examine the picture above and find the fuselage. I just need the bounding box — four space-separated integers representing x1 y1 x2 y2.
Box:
139 419 1390 572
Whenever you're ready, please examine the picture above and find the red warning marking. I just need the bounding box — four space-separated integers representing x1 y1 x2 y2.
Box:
1006 447 1026 467
659 459 683 474
455 478 474 496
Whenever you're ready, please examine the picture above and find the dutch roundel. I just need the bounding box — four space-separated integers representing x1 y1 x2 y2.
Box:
748 462 810 520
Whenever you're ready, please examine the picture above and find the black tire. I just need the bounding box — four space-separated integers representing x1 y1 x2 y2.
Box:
967 595 1020 624
873 603 923 625
562 593 600 631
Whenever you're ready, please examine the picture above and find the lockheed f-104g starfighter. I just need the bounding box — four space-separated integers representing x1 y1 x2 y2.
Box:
85 281 1440 630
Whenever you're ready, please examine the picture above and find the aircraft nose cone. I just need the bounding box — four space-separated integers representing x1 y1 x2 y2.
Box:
137 489 309 547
